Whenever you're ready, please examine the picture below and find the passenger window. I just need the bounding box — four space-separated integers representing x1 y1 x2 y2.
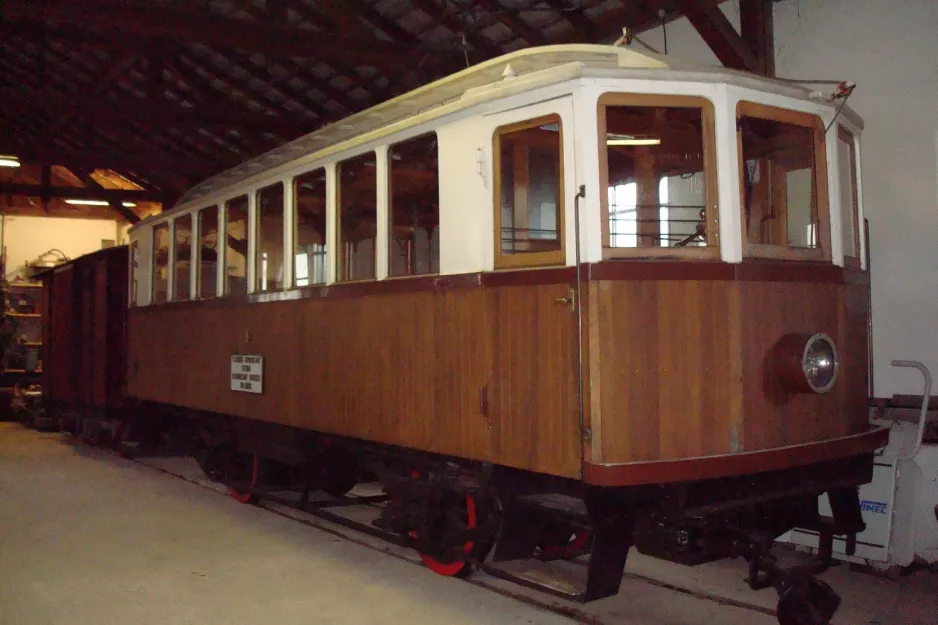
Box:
837 127 860 265
256 183 284 292
494 115 564 268
338 152 377 282
172 214 192 301
599 96 716 252
389 133 439 277
129 240 139 307
738 103 828 258
294 168 327 287
198 206 219 298
152 222 170 305
225 196 249 296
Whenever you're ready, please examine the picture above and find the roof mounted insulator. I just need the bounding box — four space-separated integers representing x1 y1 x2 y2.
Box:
501 64 517 80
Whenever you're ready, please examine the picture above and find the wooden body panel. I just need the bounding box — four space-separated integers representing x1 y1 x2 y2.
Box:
589 270 871 466
44 247 129 411
127 281 581 478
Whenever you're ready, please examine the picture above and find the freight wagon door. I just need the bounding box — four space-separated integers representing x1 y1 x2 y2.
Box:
482 96 583 479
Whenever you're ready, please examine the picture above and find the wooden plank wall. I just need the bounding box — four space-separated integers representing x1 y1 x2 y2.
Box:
127 282 581 478
590 278 870 465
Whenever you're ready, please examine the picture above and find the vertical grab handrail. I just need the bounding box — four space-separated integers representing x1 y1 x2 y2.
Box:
891 360 932 461
573 185 587 441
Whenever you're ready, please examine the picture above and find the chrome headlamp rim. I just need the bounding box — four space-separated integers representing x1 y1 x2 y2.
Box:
801 333 838 394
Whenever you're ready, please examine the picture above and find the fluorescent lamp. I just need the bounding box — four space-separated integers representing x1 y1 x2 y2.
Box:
65 199 137 207
0 157 21 168
607 134 661 147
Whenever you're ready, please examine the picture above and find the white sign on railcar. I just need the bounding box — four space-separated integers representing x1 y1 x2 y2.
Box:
230 355 263 394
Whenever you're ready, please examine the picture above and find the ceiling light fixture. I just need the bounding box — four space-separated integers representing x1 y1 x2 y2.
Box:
0 157 21 168
606 134 661 146
65 199 137 207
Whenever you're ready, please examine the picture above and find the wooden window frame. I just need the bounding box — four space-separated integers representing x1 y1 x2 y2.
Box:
736 101 831 262
837 126 862 269
493 114 566 269
598 94 720 260
128 239 139 307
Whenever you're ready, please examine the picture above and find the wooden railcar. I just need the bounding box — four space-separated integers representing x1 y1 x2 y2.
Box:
40 246 129 436
125 45 887 624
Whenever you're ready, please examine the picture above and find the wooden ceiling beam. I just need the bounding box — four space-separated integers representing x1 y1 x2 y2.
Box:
0 196 139 221
540 0 596 39
0 182 171 204
410 0 503 59
676 0 760 73
0 0 408 67
474 0 550 46
739 0 775 77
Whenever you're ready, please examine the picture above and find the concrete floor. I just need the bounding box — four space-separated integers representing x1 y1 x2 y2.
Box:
0 423 934 625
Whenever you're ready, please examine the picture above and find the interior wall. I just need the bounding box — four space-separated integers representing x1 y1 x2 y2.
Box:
641 0 938 397
1 215 124 281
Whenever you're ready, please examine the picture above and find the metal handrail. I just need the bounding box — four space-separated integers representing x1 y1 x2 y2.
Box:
891 360 933 461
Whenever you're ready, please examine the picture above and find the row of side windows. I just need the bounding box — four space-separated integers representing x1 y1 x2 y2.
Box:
146 132 440 305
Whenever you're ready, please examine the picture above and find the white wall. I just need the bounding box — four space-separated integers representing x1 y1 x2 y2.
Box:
641 0 938 397
1 216 124 280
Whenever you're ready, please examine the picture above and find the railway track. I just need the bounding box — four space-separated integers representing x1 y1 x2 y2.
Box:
131 451 778 624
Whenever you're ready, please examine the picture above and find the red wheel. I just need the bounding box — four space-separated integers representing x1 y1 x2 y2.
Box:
230 454 259 504
413 495 477 577
539 528 592 560
408 471 480 578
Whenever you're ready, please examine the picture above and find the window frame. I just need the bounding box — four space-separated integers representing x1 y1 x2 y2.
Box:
223 194 250 297
293 167 329 288
492 114 566 270
736 100 831 262
336 151 378 283
171 212 193 302
129 239 139 307
836 125 861 269
151 221 170 305
254 181 286 293
388 131 440 278
597 93 720 259
196 205 220 299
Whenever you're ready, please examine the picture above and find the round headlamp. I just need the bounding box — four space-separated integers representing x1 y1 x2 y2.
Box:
775 333 839 394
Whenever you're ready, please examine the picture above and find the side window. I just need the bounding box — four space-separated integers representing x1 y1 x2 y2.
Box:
256 182 284 292
152 222 170 305
129 240 139 307
225 196 249 296
294 168 327 287
338 152 377 282
494 115 564 268
172 214 192 301
837 127 860 265
738 102 829 259
198 206 219 298
389 133 439 277
599 96 717 253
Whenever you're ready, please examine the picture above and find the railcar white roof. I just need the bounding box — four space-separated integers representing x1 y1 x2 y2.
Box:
158 43 856 223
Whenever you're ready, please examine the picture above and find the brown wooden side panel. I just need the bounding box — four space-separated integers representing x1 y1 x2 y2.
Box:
127 284 580 478
738 282 863 450
91 260 109 407
590 280 738 464
841 281 872 435
491 283 580 478
48 267 76 405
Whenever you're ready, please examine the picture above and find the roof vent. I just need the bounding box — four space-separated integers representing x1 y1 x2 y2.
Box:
501 64 517 80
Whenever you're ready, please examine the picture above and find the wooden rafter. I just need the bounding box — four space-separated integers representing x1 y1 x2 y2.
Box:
677 0 760 73
0 182 170 204
0 0 409 68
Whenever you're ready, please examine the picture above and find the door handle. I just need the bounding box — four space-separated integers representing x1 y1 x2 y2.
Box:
555 288 575 311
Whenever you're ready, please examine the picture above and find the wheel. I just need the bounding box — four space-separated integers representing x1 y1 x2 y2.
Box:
320 444 358 498
413 492 478 578
228 453 259 504
538 524 592 560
